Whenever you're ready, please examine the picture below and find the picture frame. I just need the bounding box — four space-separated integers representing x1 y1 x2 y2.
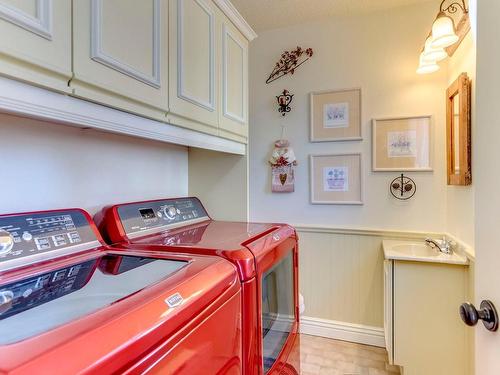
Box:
372 115 432 172
310 153 363 205
310 88 362 142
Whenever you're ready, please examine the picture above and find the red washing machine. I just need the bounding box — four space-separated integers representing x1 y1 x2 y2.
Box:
0 208 242 374
96 197 301 375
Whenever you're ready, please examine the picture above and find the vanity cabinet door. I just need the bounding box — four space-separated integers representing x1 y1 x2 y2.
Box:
383 260 393 364
0 0 71 92
167 0 219 135
72 0 169 121
218 12 248 143
393 261 468 375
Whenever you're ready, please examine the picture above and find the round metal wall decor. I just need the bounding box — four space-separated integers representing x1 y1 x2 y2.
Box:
390 174 416 200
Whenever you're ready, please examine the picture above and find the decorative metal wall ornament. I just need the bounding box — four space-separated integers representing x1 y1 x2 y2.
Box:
266 46 314 84
276 89 294 116
390 174 416 200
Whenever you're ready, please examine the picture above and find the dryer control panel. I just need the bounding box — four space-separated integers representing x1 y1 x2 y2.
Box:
117 197 209 237
0 210 99 270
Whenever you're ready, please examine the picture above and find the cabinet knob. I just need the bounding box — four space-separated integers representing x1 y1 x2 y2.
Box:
459 300 499 332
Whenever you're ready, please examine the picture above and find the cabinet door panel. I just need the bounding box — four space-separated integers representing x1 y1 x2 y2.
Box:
0 0 71 92
168 0 218 134
72 0 168 121
219 17 248 142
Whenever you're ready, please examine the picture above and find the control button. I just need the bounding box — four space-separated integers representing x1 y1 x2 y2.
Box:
52 270 66 282
0 290 14 315
67 232 81 244
68 265 81 277
35 275 50 289
52 234 67 247
22 232 33 242
0 230 15 256
34 237 51 251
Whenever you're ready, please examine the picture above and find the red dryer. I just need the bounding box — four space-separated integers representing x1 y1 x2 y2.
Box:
0 208 242 374
96 197 301 375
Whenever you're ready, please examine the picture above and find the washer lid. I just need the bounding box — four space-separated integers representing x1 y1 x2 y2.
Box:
0 253 187 345
0 250 240 374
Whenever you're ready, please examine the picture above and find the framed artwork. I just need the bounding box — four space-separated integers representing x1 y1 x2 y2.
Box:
310 153 363 205
372 116 432 172
310 88 362 142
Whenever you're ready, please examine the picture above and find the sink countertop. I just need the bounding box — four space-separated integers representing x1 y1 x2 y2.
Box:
383 239 469 265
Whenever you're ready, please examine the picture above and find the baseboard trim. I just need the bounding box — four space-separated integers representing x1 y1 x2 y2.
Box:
300 316 386 348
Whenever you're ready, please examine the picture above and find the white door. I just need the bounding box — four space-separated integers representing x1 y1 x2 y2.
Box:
474 0 500 373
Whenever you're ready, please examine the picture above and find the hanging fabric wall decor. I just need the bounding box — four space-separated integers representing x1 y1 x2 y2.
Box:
269 139 297 193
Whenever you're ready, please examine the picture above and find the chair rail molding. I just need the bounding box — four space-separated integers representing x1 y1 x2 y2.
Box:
212 0 257 41
0 0 52 40
0 76 246 155
176 0 216 112
90 0 162 88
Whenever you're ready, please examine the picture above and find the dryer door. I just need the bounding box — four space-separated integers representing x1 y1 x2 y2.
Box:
245 225 300 375
261 251 295 373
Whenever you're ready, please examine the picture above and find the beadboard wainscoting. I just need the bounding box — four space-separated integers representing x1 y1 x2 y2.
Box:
295 225 474 349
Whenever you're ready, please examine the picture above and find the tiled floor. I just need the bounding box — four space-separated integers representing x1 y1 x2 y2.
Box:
299 334 400 375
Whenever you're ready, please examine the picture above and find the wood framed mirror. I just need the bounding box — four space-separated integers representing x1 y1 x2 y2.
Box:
446 73 471 185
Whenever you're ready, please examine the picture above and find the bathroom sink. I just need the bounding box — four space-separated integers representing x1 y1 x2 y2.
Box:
390 243 440 258
382 240 468 265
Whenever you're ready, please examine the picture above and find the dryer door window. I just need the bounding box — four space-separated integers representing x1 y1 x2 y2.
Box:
261 251 295 373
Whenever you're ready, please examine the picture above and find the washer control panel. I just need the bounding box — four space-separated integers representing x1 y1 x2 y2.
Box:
117 197 209 236
0 210 98 267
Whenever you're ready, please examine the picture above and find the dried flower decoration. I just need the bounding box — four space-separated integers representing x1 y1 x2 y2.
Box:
266 46 314 84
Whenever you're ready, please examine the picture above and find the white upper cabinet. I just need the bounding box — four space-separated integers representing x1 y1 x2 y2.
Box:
71 0 169 121
168 0 219 135
218 11 248 142
0 0 71 92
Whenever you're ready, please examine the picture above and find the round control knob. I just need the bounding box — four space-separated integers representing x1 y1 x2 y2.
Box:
163 206 177 220
0 230 14 256
460 300 499 332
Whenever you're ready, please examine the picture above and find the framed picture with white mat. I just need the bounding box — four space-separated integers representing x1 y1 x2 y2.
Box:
310 153 363 205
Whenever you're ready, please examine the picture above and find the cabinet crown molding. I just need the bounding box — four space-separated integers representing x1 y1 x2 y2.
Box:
213 0 257 41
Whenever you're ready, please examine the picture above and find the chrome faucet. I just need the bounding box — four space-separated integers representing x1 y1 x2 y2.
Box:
425 237 454 254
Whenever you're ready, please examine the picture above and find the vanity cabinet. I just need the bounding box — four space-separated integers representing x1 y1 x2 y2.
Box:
384 259 470 375
71 0 169 121
0 0 72 93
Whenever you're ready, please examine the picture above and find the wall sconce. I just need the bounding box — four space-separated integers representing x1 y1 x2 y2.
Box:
276 89 294 116
417 0 470 74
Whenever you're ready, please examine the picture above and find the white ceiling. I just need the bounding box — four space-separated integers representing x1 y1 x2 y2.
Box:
232 0 436 32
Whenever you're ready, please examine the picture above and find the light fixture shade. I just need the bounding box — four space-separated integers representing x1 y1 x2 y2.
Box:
422 37 448 62
431 14 459 48
417 53 440 74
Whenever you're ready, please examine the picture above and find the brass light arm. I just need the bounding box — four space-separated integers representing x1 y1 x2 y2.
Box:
439 0 468 15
